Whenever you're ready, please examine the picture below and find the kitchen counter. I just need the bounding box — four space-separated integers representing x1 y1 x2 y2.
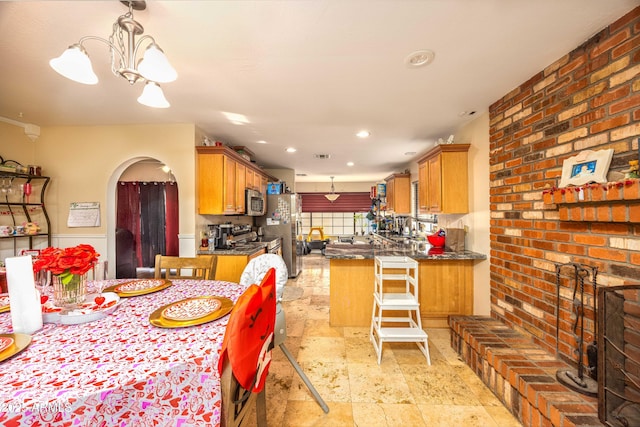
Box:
323 238 486 261
197 236 281 256
327 234 486 328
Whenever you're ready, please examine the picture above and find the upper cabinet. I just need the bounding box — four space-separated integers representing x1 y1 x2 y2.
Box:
417 144 470 214
196 146 271 215
384 173 411 214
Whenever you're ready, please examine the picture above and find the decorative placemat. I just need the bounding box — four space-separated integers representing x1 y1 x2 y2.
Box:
0 333 31 363
104 279 172 297
0 294 9 313
162 297 222 321
0 336 14 353
149 296 233 328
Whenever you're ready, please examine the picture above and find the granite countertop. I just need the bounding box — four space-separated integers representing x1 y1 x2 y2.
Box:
197 238 278 256
323 239 486 261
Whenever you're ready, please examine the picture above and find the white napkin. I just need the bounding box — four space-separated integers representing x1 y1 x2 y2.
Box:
6 255 43 334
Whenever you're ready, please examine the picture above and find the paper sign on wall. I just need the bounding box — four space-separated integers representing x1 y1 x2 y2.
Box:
67 202 101 227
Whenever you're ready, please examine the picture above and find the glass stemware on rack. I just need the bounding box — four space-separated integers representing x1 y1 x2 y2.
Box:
0 178 16 201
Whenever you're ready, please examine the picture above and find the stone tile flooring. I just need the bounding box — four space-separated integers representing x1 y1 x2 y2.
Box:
247 253 523 426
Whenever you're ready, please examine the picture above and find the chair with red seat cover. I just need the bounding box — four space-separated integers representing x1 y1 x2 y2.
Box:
239 254 329 414
218 268 276 427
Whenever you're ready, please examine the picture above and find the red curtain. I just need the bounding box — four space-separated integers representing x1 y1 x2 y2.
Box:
164 182 179 256
117 182 142 266
299 192 373 213
117 181 179 267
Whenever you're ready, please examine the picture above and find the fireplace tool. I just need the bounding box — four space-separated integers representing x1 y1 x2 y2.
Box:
555 262 598 396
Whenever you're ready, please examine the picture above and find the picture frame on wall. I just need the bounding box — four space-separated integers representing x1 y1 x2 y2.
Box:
559 148 614 187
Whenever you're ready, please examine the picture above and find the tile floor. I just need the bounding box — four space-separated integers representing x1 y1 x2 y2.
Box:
248 253 523 426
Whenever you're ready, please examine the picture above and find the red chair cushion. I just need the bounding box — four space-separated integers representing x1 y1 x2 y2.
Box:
218 268 276 392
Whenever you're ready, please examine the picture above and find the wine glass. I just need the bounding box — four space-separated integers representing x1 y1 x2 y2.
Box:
23 182 32 203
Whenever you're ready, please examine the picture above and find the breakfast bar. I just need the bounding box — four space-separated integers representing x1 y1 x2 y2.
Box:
324 239 486 327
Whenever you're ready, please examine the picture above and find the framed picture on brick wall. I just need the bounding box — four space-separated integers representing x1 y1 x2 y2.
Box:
559 148 614 187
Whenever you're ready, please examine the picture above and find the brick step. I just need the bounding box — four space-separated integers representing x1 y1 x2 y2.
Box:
449 316 602 427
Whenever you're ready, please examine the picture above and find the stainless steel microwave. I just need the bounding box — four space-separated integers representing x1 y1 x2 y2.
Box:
245 189 265 216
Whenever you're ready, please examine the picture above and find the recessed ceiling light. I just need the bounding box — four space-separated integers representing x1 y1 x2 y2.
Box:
296 173 307 176
256 140 267 144
347 162 354 166
405 49 435 68
285 147 297 153
404 152 416 156
356 130 370 138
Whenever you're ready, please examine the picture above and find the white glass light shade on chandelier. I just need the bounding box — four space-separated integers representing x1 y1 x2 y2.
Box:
49 1 176 108
325 177 340 202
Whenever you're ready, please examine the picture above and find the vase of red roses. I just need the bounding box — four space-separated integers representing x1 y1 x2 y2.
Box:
33 244 100 309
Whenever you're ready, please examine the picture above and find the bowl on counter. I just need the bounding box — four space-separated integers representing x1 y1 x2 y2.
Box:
427 234 445 248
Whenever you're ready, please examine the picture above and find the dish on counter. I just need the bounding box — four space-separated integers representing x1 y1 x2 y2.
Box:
103 279 172 297
149 296 233 328
0 333 32 363
42 292 122 325
0 294 9 313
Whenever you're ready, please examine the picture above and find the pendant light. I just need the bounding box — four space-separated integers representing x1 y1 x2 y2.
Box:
325 177 340 202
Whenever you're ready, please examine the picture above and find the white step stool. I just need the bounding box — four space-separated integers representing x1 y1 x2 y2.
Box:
369 255 430 365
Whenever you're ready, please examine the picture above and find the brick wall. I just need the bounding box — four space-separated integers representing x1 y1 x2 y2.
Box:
488 6 640 364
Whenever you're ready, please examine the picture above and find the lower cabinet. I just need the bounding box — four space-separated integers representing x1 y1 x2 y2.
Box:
418 260 474 327
210 249 266 283
328 258 474 327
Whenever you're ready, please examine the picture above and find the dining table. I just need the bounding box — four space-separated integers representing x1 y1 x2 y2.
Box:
0 277 249 426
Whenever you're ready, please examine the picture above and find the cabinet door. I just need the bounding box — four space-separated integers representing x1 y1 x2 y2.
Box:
245 168 255 190
198 153 225 214
235 163 246 214
223 157 237 214
419 261 473 317
260 175 268 195
427 155 442 212
385 178 395 212
418 161 428 214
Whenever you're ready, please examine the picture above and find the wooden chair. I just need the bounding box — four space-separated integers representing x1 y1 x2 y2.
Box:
220 361 267 427
153 254 217 280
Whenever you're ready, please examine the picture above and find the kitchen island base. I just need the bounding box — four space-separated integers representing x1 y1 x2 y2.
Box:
329 258 475 328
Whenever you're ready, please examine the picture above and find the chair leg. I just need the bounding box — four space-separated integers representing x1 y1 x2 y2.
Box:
279 343 330 414
256 387 267 427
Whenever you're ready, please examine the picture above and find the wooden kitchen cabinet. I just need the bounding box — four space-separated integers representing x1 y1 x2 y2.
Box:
328 257 474 327
418 260 473 327
212 248 266 282
417 144 470 214
197 146 272 215
384 173 411 214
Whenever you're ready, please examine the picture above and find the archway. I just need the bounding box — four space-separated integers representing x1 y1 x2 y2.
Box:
106 157 178 278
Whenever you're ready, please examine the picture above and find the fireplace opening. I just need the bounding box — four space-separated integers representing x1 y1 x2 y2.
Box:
598 284 640 427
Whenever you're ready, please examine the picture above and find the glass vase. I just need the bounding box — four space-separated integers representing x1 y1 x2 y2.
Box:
52 273 87 309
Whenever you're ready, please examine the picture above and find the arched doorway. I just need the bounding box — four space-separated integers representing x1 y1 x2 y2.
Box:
106 157 179 278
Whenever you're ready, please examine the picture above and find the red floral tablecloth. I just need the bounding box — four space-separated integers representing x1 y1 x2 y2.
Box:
0 279 248 426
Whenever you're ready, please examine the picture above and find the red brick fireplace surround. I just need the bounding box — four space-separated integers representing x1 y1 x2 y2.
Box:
450 6 640 427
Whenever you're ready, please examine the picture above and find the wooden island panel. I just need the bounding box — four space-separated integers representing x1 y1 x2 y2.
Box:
329 258 474 327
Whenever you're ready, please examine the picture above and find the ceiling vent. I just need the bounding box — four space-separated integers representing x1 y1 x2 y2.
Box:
314 154 331 159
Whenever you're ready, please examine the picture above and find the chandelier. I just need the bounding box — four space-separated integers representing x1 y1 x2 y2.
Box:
325 176 340 202
49 1 177 108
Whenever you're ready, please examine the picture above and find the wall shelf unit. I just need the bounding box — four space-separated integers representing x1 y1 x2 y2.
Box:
0 171 51 255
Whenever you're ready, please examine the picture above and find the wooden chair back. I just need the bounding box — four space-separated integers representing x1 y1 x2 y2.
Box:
220 361 267 427
153 254 217 280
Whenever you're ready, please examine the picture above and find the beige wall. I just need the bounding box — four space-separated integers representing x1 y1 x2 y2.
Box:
1 121 199 275
404 113 491 315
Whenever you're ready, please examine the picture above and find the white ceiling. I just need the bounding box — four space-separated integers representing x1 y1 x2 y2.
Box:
0 1 636 183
